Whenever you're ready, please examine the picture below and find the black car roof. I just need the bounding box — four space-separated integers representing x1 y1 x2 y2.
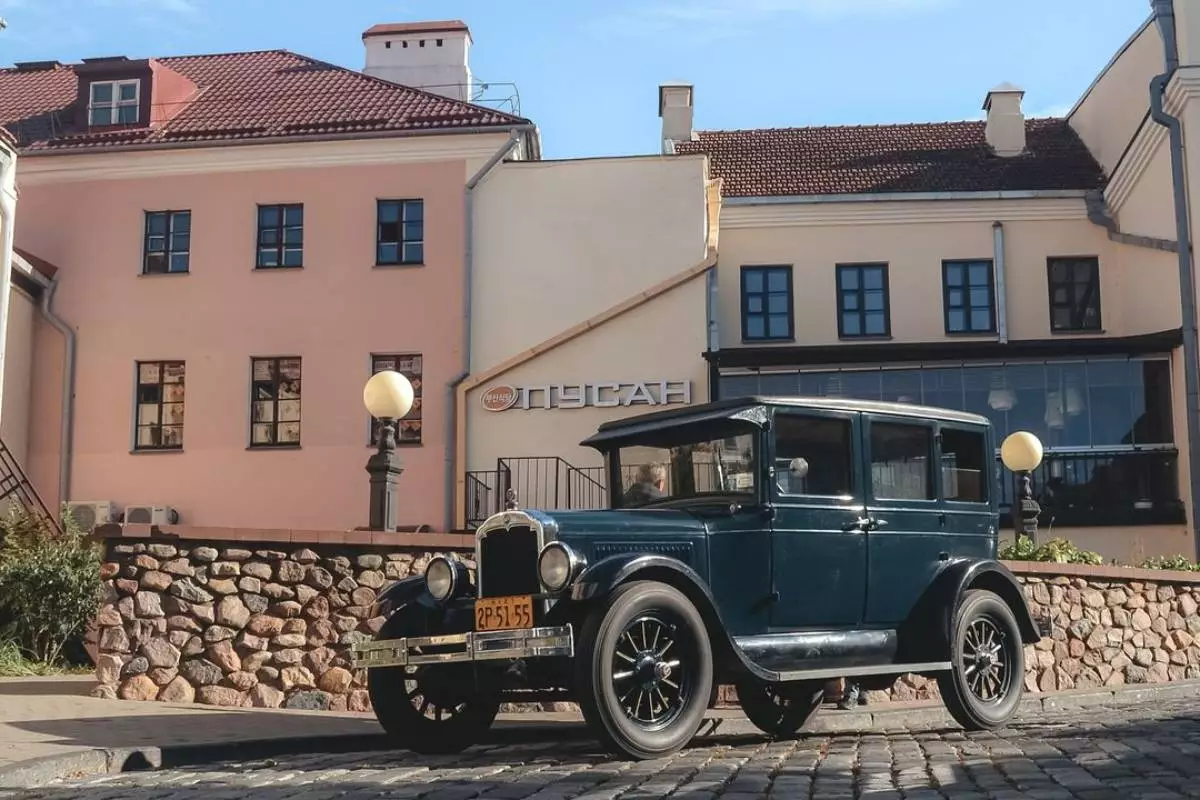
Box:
580 395 990 449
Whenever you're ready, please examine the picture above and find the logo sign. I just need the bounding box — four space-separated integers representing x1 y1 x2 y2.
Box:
481 380 692 412
480 385 519 412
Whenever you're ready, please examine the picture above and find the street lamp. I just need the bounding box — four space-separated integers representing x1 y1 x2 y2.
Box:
1000 431 1044 545
363 370 414 532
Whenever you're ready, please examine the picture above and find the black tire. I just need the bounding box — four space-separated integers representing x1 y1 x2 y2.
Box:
575 581 714 760
366 620 500 754
735 679 824 738
937 589 1025 731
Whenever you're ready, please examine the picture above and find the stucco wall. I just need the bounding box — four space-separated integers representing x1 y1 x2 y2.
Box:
1 284 36 467
16 158 468 531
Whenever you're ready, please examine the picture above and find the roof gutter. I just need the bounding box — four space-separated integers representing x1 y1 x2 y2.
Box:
1148 0 1200 561
722 189 1091 206
442 124 537 532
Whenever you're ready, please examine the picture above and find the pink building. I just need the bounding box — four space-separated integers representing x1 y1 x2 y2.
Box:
0 22 539 533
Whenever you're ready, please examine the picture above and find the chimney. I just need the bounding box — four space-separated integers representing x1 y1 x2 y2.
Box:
362 20 473 103
659 82 695 154
983 82 1026 158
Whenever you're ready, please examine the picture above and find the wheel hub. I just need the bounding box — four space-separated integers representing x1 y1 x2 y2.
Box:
612 613 688 728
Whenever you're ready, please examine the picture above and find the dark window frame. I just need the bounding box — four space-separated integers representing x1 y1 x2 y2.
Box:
143 210 191 275
942 259 997 335
740 265 795 342
133 360 185 451
938 425 989 505
368 353 424 446
836 262 892 339
376 199 425 266
1047 256 1102 332
867 418 937 502
255 203 304 269
249 356 303 449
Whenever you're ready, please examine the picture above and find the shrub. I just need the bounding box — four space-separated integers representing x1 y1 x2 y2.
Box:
999 536 1104 566
1139 555 1200 572
0 505 101 666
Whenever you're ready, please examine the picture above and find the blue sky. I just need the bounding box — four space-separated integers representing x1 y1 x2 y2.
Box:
0 0 1152 160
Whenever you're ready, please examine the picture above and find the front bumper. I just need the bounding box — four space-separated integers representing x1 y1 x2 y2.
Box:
349 625 575 670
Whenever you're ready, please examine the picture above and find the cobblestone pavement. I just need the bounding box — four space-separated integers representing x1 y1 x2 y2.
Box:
9 697 1200 799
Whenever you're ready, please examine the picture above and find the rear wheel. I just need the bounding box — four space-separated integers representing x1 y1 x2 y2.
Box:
735 679 824 738
937 589 1024 731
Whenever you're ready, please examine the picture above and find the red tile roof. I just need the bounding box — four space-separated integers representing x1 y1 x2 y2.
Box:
675 119 1106 197
13 247 58 279
0 49 527 154
363 21 470 38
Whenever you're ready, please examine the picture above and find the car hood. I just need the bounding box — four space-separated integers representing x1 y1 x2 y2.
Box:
538 508 710 538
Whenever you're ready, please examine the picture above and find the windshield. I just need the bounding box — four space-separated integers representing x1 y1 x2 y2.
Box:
613 424 758 508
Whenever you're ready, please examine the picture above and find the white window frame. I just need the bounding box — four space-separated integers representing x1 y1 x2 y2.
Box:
89 79 140 126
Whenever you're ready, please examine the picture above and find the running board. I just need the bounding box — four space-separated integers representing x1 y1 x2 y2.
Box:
762 660 952 683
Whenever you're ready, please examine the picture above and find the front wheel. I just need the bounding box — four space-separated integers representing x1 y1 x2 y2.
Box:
575 581 714 760
937 589 1025 731
735 679 824 738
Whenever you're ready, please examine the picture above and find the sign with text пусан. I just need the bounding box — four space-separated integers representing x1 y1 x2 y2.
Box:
480 380 692 412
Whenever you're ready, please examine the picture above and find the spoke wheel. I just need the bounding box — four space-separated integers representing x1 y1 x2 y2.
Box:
937 589 1024 731
735 679 824 738
576 581 713 761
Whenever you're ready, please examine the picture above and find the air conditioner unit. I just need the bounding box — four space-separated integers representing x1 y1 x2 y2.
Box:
64 501 117 531
124 505 180 525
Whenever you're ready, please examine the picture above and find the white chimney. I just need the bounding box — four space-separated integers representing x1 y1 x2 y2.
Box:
983 82 1026 158
659 82 695 154
362 20 473 103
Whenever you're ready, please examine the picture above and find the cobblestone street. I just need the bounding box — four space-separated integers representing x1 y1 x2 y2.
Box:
8 697 1200 799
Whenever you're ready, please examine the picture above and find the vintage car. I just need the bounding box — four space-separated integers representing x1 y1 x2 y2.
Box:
350 396 1049 760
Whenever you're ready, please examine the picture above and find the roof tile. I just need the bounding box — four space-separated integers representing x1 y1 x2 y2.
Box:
675 119 1106 197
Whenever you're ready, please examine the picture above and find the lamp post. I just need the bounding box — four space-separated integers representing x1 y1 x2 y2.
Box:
1000 431 1044 545
363 370 415 532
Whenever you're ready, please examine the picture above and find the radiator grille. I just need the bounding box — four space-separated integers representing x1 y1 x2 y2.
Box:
478 525 540 598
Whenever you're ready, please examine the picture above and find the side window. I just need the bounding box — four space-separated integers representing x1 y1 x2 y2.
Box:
941 427 988 503
774 414 854 497
870 422 934 500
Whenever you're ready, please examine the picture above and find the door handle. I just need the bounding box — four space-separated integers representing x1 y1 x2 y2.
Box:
842 517 871 532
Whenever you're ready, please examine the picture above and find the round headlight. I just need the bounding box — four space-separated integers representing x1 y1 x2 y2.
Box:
425 556 456 601
538 542 579 593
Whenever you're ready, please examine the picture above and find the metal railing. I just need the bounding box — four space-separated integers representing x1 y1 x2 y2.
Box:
0 437 61 540
464 457 609 528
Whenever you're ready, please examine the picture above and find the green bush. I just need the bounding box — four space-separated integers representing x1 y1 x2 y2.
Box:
1139 555 1200 572
999 536 1104 566
0 505 102 666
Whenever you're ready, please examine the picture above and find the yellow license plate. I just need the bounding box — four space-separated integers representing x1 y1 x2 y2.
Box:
474 595 533 632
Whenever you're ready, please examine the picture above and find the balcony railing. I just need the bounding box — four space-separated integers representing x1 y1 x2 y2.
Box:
464 457 607 528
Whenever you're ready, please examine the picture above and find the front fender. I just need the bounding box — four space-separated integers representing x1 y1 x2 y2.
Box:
374 558 475 619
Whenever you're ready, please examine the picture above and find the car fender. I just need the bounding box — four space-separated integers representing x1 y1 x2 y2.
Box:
569 553 772 680
898 558 1043 661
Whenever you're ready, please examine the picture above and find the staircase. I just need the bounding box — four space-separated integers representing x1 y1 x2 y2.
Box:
0 437 61 537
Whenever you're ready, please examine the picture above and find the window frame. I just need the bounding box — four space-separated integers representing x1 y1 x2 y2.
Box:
143 210 191 275
740 264 795 343
375 199 425 266
936 424 990 506
132 360 185 452
255 203 305 269
1047 256 1102 332
836 262 892 339
941 259 997 335
771 409 860 503
865 416 938 506
368 353 423 446
248 356 303 449
89 78 140 126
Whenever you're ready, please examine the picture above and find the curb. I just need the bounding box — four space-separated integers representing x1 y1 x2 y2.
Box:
4 679 1200 789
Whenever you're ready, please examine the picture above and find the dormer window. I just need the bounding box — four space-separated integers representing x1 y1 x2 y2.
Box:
89 79 139 126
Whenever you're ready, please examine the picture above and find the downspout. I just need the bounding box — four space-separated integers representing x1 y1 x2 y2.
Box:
705 266 720 400
1149 0 1200 560
25 269 75 507
0 149 14 440
443 125 538 531
992 222 1009 344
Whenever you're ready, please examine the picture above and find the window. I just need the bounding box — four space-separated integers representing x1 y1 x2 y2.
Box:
1048 257 1101 332
370 354 423 445
774 415 854 497
836 264 890 338
940 428 988 503
741 265 793 341
942 260 995 334
144 211 191 274
133 361 185 450
250 357 302 447
89 79 139 126
870 422 934 500
256 204 304 269
377 200 424 265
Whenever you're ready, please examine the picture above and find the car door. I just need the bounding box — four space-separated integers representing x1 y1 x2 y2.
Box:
861 413 945 626
768 407 868 630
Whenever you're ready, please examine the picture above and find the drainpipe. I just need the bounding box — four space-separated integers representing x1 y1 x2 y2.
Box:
443 125 539 532
1149 0 1200 560
0 149 14 437
992 221 1009 344
25 268 75 507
